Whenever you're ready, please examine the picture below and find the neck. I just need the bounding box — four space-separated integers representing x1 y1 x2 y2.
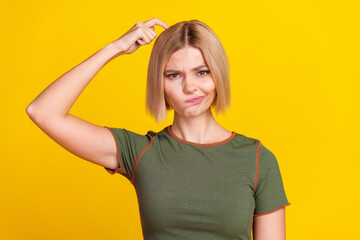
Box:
170 109 225 144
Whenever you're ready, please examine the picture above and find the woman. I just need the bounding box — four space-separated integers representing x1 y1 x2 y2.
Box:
26 18 290 240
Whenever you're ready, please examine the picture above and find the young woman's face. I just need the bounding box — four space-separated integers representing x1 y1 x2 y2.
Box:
163 46 216 118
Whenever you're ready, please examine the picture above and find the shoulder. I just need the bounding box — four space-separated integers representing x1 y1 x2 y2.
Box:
230 132 260 149
106 127 155 150
256 141 280 182
239 133 258 144
259 142 278 167
233 133 278 169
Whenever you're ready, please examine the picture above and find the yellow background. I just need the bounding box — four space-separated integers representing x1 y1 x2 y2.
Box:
1 0 359 239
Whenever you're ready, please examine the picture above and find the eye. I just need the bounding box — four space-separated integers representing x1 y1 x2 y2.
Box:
198 70 210 76
166 73 179 79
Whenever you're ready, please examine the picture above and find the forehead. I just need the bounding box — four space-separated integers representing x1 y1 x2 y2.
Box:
165 47 206 69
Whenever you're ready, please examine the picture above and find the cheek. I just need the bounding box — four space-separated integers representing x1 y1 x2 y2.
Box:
163 81 170 99
204 80 216 94
204 80 216 104
164 83 178 103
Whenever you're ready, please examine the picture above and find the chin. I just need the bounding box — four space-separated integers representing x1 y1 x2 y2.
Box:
182 107 211 118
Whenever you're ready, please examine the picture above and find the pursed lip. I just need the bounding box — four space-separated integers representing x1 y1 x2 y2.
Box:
185 96 205 103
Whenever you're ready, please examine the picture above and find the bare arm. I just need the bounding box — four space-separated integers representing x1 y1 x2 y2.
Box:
26 42 122 120
253 207 287 240
26 42 124 169
26 18 169 169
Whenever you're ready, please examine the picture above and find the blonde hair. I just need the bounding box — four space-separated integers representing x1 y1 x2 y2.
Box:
146 20 231 123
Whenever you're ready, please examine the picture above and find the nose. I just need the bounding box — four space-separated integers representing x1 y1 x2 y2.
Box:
182 76 196 94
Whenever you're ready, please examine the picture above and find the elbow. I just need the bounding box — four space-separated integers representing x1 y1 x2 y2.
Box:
26 103 64 124
26 104 32 115
26 104 37 124
26 103 42 123
26 103 36 117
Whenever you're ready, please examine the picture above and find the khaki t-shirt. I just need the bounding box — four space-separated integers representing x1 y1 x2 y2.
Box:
104 125 291 240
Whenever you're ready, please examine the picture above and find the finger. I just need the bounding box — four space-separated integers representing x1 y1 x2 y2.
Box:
141 23 158 42
137 37 147 45
135 22 156 41
144 25 157 38
138 29 153 44
137 38 146 45
141 28 154 43
143 17 169 30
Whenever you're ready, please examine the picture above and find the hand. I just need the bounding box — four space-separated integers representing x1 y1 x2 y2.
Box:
112 18 169 55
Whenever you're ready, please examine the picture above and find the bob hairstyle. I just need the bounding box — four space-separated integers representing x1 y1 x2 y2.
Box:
146 20 231 123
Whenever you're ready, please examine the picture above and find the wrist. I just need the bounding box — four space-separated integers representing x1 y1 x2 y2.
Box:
102 43 122 62
108 40 125 55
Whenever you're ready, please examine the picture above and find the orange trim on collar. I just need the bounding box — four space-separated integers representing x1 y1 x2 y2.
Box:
167 125 236 147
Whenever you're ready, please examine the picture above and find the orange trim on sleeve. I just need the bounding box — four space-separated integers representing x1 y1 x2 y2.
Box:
254 141 261 192
253 203 291 217
103 126 130 177
104 167 128 175
130 134 156 185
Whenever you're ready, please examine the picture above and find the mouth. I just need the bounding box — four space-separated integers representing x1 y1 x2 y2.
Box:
185 96 205 104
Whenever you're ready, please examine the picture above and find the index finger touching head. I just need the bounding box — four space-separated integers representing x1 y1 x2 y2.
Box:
144 17 170 30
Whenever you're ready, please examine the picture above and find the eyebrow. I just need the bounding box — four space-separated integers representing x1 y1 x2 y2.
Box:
164 64 209 73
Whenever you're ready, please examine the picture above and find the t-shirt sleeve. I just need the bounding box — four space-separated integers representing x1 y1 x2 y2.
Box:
103 126 151 182
254 143 291 216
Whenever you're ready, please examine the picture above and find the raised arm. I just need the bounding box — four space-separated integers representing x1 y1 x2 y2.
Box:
26 18 169 170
